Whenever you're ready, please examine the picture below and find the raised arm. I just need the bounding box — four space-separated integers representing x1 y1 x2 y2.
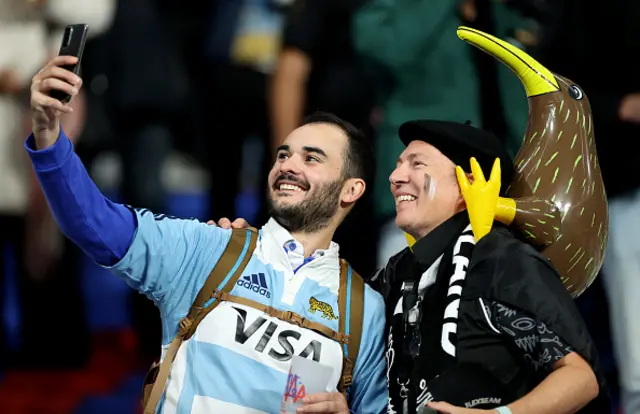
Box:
28 56 134 265
27 57 233 322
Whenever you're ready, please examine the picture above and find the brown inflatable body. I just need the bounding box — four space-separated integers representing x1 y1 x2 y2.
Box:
458 27 609 297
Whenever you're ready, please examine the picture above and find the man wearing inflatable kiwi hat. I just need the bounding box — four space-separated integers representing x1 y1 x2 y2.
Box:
367 119 610 414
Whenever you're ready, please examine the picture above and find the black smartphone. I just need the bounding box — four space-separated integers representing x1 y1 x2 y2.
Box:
50 24 89 103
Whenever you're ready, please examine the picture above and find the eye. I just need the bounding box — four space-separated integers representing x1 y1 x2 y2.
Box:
277 152 289 160
568 85 584 100
306 155 320 162
412 161 426 168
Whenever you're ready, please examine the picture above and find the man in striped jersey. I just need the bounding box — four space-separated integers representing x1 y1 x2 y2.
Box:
25 56 387 414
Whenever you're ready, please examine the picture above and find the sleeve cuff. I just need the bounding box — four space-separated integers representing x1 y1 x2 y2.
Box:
25 127 74 172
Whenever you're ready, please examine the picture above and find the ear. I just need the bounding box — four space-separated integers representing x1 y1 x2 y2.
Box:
341 178 366 204
456 173 471 211
456 191 466 212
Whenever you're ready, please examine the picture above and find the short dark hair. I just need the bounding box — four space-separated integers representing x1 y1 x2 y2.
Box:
301 111 375 187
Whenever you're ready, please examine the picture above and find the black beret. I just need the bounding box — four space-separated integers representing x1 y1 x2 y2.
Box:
398 120 515 189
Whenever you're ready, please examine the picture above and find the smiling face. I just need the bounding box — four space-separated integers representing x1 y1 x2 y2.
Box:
390 140 465 238
267 122 365 233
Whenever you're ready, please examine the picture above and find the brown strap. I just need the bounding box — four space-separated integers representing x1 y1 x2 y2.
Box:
337 259 365 396
142 227 258 414
187 228 259 323
184 228 259 340
214 291 348 343
347 265 365 372
142 325 187 414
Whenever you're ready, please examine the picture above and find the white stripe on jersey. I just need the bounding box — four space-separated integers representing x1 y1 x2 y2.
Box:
192 396 267 414
161 302 344 413
163 336 188 414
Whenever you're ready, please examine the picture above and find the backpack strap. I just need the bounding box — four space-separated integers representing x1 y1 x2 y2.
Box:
142 227 258 414
183 227 258 340
337 259 365 400
210 292 348 343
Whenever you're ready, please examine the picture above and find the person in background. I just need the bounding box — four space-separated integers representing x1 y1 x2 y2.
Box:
270 0 378 276
196 0 290 225
0 0 114 369
24 0 115 369
96 0 189 364
0 0 49 369
24 0 116 280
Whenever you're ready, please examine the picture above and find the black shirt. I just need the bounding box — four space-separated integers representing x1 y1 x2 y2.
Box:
282 0 375 129
370 213 609 413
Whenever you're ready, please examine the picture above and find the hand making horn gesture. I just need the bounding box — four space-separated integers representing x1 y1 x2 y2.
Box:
455 157 502 242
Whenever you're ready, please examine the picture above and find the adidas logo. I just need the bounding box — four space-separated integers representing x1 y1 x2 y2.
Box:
237 273 271 298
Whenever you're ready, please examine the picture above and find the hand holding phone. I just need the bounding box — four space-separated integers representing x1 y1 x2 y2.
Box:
49 24 89 103
29 24 89 148
30 56 82 147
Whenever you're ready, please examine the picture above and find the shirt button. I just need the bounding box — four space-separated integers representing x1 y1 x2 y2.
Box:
288 242 297 251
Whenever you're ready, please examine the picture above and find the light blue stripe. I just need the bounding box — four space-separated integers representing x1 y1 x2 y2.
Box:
176 341 287 413
155 393 165 414
203 230 253 308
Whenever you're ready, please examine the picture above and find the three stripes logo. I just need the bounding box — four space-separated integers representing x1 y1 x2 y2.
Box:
237 273 271 298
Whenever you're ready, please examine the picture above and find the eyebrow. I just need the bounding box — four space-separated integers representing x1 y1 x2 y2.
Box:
276 144 328 159
303 146 327 158
397 152 426 164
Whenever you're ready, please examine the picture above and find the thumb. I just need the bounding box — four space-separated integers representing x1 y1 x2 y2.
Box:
426 401 456 413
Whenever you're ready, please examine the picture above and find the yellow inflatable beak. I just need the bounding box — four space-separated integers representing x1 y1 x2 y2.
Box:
457 26 559 97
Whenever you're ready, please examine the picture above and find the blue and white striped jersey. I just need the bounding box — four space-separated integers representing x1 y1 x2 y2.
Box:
105 212 388 414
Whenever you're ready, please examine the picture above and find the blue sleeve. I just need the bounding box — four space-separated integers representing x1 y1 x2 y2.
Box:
350 285 388 414
25 130 135 265
103 208 233 343
26 129 234 345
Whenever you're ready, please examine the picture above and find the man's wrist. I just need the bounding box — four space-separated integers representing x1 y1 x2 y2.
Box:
33 124 61 150
26 126 73 172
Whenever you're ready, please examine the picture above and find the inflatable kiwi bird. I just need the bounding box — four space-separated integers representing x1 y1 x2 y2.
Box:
453 27 609 297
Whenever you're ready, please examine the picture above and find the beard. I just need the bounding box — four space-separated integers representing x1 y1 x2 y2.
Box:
268 175 344 233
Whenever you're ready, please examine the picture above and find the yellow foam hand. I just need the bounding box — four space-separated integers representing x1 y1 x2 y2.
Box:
456 157 501 242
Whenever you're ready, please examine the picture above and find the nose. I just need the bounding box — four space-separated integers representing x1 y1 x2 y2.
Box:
389 164 409 186
279 153 303 175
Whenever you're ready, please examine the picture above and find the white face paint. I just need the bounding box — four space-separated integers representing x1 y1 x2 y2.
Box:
425 173 437 201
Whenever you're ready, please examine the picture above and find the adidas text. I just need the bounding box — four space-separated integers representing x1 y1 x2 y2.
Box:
238 273 271 298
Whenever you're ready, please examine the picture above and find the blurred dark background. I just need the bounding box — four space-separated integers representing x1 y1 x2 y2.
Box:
1 0 638 413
